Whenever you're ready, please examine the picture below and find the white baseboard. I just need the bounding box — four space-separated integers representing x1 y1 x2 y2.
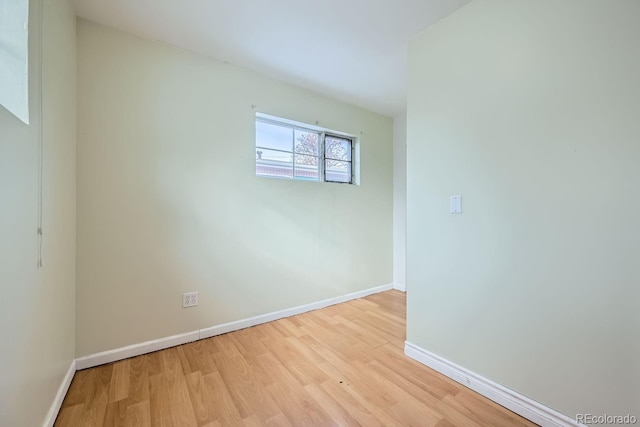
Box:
75 330 200 370
42 359 76 427
76 283 393 370
200 283 393 339
404 341 583 427
393 282 406 292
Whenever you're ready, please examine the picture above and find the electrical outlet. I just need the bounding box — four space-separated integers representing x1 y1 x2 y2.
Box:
182 292 199 308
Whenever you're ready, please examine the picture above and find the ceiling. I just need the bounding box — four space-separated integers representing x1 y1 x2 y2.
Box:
74 0 470 117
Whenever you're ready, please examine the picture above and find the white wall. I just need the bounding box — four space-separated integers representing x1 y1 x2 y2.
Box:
76 20 393 357
407 0 640 420
393 114 406 291
0 0 76 425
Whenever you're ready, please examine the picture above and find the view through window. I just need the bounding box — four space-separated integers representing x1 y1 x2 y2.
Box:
255 115 353 184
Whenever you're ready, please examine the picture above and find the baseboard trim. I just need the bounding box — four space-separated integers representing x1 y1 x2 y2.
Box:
75 330 200 370
404 341 582 427
76 283 393 370
393 282 406 292
200 283 393 339
42 359 76 427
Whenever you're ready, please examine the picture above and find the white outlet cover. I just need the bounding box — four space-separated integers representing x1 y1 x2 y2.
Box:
183 292 199 307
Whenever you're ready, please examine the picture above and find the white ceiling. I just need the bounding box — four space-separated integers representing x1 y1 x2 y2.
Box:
74 0 470 117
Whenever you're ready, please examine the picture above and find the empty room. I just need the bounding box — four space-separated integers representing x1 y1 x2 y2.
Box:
1 0 638 426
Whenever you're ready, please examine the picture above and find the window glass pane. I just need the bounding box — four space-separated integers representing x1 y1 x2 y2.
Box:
294 154 319 181
256 148 293 178
256 115 355 184
325 160 351 183
256 120 293 152
325 136 352 161
294 130 319 156
0 0 29 123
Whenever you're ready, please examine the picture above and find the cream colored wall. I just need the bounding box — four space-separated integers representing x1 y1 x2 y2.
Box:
406 0 640 419
0 0 76 425
393 114 406 290
76 20 393 357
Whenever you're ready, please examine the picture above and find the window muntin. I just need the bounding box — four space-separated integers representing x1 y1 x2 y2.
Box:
256 116 353 184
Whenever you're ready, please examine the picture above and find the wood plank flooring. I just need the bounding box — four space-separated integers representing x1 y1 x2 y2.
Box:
56 290 538 426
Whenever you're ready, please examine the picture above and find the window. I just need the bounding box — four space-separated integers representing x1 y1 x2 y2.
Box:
255 114 354 184
0 0 30 124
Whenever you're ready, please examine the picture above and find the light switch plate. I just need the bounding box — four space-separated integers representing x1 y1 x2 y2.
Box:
450 195 461 213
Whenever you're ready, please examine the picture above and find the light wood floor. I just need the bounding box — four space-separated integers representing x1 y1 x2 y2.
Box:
56 290 537 426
